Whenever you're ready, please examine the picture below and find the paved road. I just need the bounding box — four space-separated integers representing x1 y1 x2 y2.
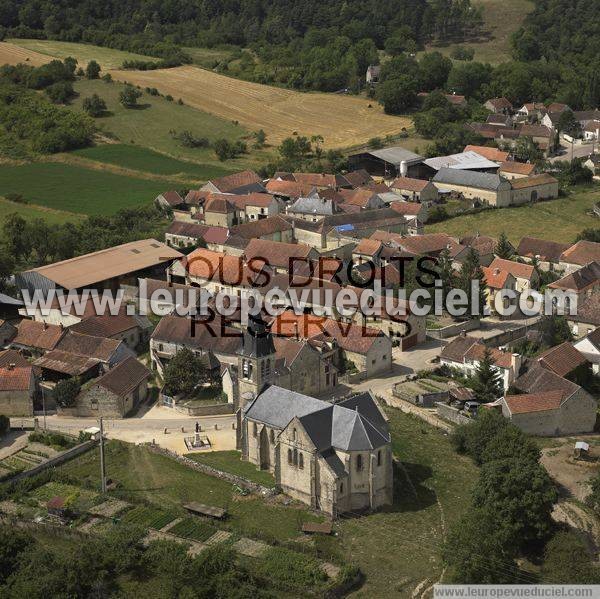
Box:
550 140 597 162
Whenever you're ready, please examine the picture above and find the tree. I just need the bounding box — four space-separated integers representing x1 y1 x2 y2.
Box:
54 378 81 408
436 248 456 307
163 347 211 397
537 315 573 348
473 456 557 548
443 508 519 584
494 231 513 259
0 527 34 585
513 136 542 163
481 424 540 465
446 61 491 98
471 346 503 404
45 81 73 104
253 129 266 148
451 408 509 464
419 52 452 92
119 85 142 108
542 531 600 584
377 76 418 115
457 247 486 318
557 109 582 137
82 94 107 117
85 60 101 80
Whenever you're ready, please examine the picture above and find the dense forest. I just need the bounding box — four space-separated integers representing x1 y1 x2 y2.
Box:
0 0 483 91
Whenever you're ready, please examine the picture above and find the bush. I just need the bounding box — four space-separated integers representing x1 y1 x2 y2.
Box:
82 93 107 117
54 378 81 408
257 547 327 591
119 85 142 108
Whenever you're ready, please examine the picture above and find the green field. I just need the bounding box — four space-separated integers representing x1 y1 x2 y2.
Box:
183 46 237 69
429 185 600 244
8 38 157 69
68 79 266 167
0 162 181 215
72 144 233 180
185 450 276 488
0 196 84 225
423 0 535 64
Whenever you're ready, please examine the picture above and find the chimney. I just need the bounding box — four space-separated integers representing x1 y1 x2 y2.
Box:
493 268 500 275
293 322 299 340
7 363 15 370
511 353 522 376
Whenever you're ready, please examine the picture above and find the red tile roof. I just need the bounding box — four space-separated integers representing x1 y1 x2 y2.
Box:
516 237 570 262
209 170 262 193
537 342 588 377
504 390 565 414
244 239 313 270
96 356 150 397
389 202 422 216
0 364 31 391
499 161 536 176
489 257 535 281
463 145 509 162
390 177 430 193
354 238 383 256
12 320 65 351
265 179 315 198
482 266 512 289
560 241 600 267
510 173 558 189
549 261 600 293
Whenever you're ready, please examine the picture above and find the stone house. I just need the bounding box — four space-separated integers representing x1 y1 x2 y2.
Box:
200 170 265 195
155 191 185 211
10 320 66 357
440 334 521 392
488 257 539 293
389 177 438 205
484 97 513 114
567 294 600 337
286 196 342 221
165 221 210 248
242 385 393 516
482 266 517 315
75 356 151 418
498 161 536 179
0 349 35 416
560 241 600 274
548 261 600 303
503 365 597 436
516 237 570 271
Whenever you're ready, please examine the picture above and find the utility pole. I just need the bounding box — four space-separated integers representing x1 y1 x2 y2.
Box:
41 383 47 431
99 417 107 494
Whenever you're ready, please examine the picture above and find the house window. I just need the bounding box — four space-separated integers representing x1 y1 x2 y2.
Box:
253 423 257 437
288 448 292 464
243 359 253 379
340 482 344 494
377 450 382 466
293 449 298 466
270 429 275 443
371 359 376 365
158 343 164 352
292 428 297 441
91 399 98 410
299 453 304 469
356 454 363 472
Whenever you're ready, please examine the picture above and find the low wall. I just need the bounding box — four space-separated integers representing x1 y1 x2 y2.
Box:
5 439 97 483
148 445 277 497
435 402 470 425
174 402 234 417
482 323 534 348
339 371 367 384
427 318 480 340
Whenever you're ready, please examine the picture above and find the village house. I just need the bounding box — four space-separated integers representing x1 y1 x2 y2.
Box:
69 314 152 350
200 170 266 195
337 188 386 211
150 314 240 374
241 385 393 516
516 236 570 271
516 103 547 120
486 114 512 127
165 221 211 248
243 239 317 274
498 161 536 179
583 121 600 142
389 201 427 227
16 240 182 297
559 240 600 274
352 238 383 266
574 328 600 374
72 356 151 418
389 177 438 204
348 147 426 179
265 179 318 202
344 169 374 188
488 257 538 293
460 234 503 266
536 341 588 379
34 331 133 385
286 196 342 221
0 349 35 416
10 320 65 357
283 173 351 190
155 191 185 211
567 293 600 337
584 154 600 175
440 334 522 392
271 311 393 378
548 261 600 302
482 266 517 314
503 365 596 436
484 97 513 114
463 145 510 162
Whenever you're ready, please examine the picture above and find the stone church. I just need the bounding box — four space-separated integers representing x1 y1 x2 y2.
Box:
241 385 394 516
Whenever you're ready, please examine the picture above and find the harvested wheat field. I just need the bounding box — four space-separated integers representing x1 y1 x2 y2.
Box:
109 65 410 148
0 41 51 67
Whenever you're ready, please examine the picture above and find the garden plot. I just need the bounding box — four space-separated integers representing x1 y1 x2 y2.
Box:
87 498 131 518
121 505 178 530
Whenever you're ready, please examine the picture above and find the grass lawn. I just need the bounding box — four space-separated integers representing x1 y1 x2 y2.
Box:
0 162 181 215
428 184 600 244
68 79 267 168
423 0 535 64
7 38 157 69
185 450 276 488
71 144 233 180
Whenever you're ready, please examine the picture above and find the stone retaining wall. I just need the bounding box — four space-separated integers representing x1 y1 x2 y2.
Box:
148 445 277 497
